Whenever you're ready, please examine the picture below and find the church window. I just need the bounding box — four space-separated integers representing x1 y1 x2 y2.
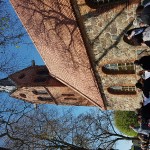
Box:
37 69 49 76
108 86 136 95
34 78 47 82
32 90 48 95
18 73 25 79
62 94 76 100
37 96 53 101
64 98 77 100
32 90 38 95
102 63 135 74
19 93 27 98
62 94 75 96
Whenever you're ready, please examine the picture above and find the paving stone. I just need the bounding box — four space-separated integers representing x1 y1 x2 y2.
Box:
111 35 118 40
110 26 117 34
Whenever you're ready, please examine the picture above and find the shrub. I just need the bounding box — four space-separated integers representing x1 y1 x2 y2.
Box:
114 111 139 137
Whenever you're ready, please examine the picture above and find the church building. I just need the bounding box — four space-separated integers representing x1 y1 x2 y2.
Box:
0 62 93 106
9 0 148 110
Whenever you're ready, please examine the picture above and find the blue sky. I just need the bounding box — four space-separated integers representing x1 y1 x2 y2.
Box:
117 140 132 150
0 1 133 149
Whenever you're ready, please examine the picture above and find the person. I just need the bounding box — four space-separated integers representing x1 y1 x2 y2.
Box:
141 102 150 123
134 0 150 27
138 133 149 143
137 99 150 128
129 124 150 136
141 142 148 150
140 1 150 26
139 70 150 80
137 70 150 99
123 27 150 47
143 95 150 106
134 55 150 70
133 5 147 28
143 78 150 98
135 77 150 98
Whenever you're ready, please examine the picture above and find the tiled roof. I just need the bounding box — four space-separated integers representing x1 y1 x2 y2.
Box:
10 0 105 109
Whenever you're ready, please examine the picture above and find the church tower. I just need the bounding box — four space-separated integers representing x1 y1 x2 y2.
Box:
1 62 93 106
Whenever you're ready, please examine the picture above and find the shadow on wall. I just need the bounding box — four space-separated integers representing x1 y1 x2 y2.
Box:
85 0 130 9
83 0 140 17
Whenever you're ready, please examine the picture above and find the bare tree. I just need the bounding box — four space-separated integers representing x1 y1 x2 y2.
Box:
0 1 31 75
0 1 26 49
0 96 35 148
0 107 136 150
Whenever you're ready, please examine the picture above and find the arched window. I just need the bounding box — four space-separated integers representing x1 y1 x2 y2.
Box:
36 69 49 76
102 63 135 74
108 86 136 95
18 73 25 79
62 94 76 100
34 78 47 83
19 93 27 98
37 96 53 102
62 94 75 96
32 90 48 95
64 98 77 100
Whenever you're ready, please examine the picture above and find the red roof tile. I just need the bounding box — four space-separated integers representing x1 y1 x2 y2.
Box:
10 0 105 109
